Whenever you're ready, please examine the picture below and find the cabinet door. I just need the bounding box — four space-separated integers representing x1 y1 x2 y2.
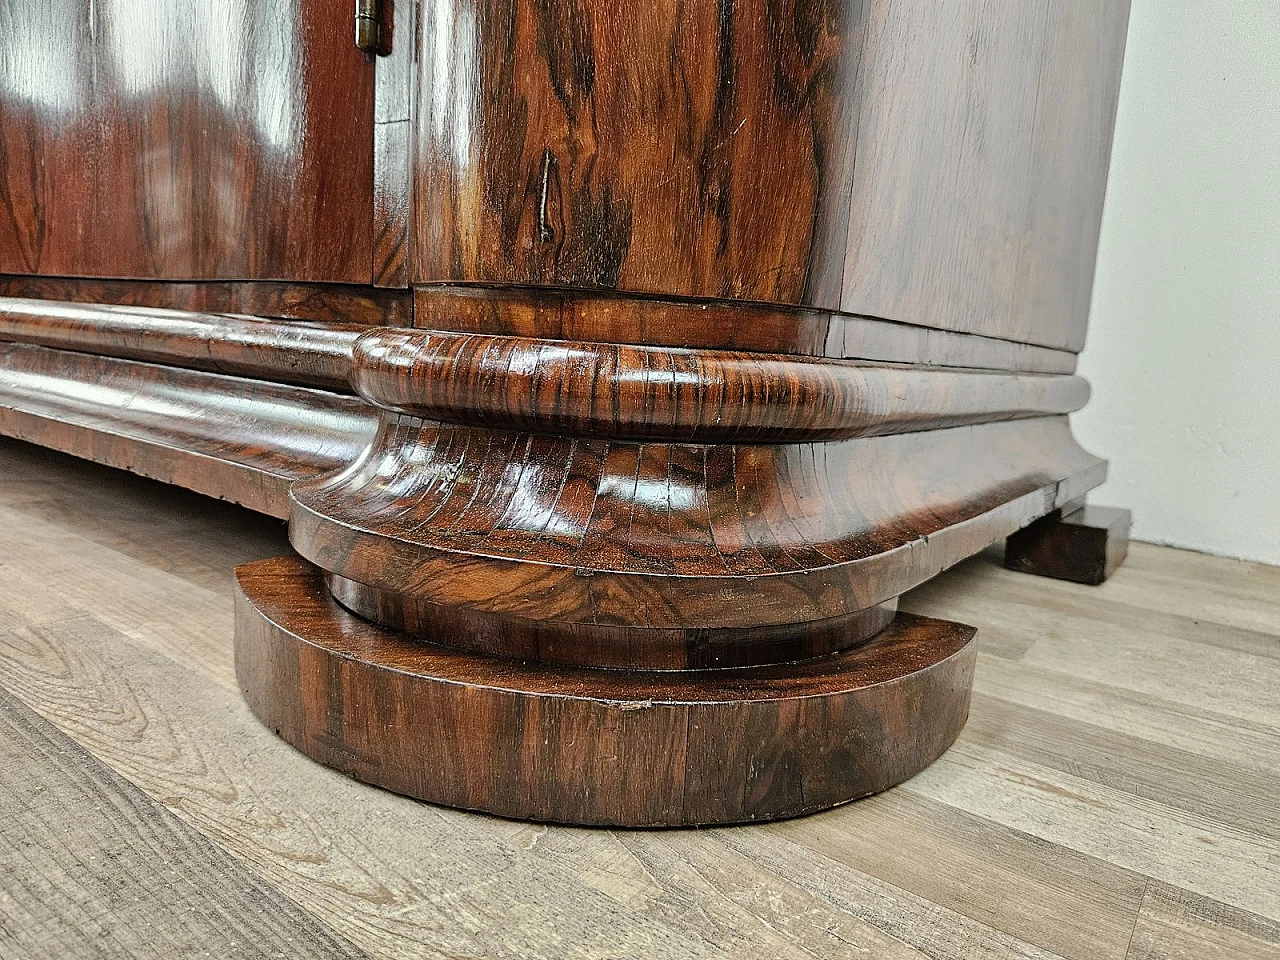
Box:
0 0 374 283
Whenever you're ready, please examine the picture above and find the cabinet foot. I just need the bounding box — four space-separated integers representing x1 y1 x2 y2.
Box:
235 556 975 827
1005 503 1132 585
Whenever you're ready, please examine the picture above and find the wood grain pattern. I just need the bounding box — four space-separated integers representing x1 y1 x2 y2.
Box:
1126 882 1280 960
838 0 1131 350
413 286 1080 374
0 0 374 282
291 417 1104 630
412 0 867 299
373 0 417 287
0 682 369 960
0 343 375 517
374 122 414 288
0 0 1134 841
236 555 975 826
0 275 413 326
329 575 898 670
277 361 1100 815
353 327 1089 442
0 297 363 390
410 0 1130 350
0 443 1275 959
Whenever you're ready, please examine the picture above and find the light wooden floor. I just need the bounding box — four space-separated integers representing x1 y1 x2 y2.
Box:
0 436 1277 960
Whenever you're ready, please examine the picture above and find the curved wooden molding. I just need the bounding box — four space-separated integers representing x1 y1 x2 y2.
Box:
354 328 1088 443
328 575 898 670
0 292 1110 823
0 292 1110 821
289 314 1105 659
1 0 1131 829
291 417 1103 630
0 342 375 517
237 556 976 826
0 297 362 390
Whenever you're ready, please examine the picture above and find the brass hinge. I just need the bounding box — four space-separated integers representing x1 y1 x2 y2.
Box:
355 0 381 55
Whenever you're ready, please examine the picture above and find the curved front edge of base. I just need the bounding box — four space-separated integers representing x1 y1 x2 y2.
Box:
234 556 976 827
326 573 899 671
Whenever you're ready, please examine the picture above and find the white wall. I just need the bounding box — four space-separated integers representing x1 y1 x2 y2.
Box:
1075 0 1280 565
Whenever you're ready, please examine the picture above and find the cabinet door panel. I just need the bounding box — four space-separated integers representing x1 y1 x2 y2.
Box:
0 0 374 283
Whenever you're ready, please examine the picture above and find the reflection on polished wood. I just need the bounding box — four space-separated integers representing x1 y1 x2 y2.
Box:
239 556 975 826
0 298 363 389
412 0 1129 350
0 275 412 326
0 0 374 282
0 0 1132 825
351 328 1088 443
0 341 375 517
292 418 1101 631
412 286 1081 374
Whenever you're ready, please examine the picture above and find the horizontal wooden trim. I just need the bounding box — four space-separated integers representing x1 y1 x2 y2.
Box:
354 328 1089 443
327 573 898 670
0 344 376 517
0 275 411 326
0 298 362 391
414 285 1079 374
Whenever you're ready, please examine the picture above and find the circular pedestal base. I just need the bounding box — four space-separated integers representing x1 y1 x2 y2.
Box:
234 556 976 827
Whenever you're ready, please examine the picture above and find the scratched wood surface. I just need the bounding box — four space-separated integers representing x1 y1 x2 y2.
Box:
0 683 369 960
0 435 1276 959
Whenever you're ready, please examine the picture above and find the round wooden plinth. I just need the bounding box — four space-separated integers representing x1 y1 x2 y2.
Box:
234 556 976 827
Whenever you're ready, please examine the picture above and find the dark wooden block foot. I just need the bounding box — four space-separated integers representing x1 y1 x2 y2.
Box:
235 556 976 828
1005 503 1132 585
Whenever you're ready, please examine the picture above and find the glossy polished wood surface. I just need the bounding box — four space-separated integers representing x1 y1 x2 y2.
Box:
412 0 1130 350
0 0 374 282
237 556 976 826
283 299 1104 692
0 276 413 326
372 0 417 287
0 298 362 390
353 328 1088 443
0 0 1132 827
0 342 374 517
413 286 1080 374
292 417 1103 631
328 576 898 670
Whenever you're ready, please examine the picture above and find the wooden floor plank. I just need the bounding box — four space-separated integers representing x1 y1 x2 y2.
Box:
768 790 1147 960
0 682 369 960
0 602 1022 960
964 692 1280 841
1126 881 1280 960
906 549 1280 665
1 435 1278 959
1015 623 1280 730
905 739 1280 920
710 829 1073 960
969 654 1280 776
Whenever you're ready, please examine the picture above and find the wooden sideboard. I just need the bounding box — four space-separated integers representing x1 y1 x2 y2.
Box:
0 0 1131 826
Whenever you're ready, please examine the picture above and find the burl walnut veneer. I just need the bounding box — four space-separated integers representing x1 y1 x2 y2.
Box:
0 0 1131 825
